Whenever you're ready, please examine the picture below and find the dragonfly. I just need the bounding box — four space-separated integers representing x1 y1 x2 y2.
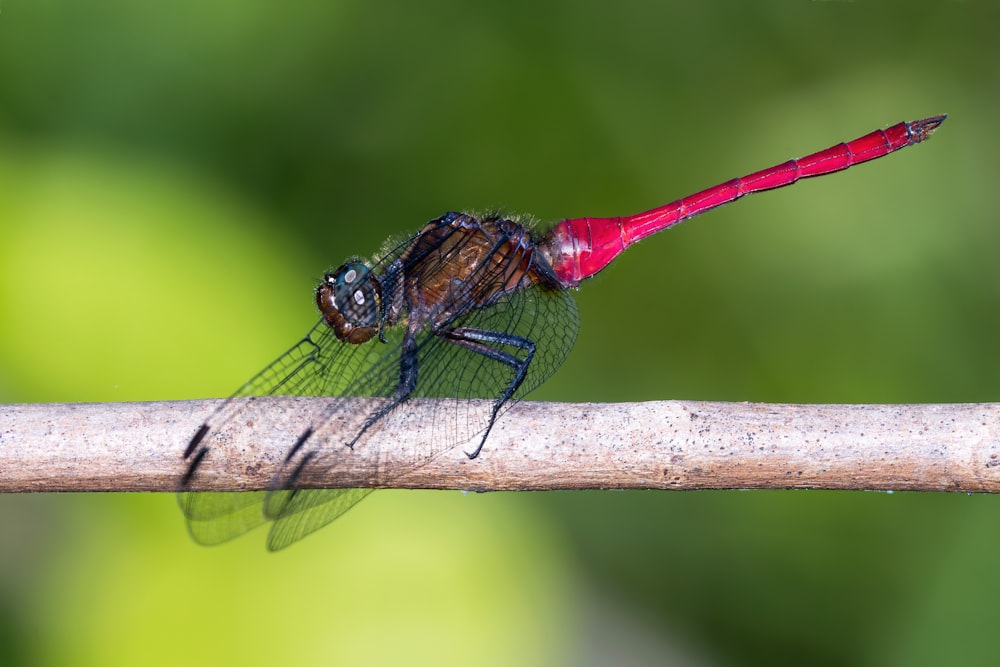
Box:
179 115 945 550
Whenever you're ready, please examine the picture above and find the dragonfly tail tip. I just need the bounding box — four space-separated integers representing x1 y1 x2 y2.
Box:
913 114 947 141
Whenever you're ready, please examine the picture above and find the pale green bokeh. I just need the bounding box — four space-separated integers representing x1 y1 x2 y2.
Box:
0 146 305 401
34 491 575 666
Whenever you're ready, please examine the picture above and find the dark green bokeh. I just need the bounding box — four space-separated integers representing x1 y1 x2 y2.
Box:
1 1 997 665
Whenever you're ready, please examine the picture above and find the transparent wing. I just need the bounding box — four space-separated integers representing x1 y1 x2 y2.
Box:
177 228 427 548
261 488 374 552
178 217 581 551
177 320 389 545
183 491 267 546
261 280 579 548
409 281 579 442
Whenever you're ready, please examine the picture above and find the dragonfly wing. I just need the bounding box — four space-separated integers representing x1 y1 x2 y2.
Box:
412 281 579 447
178 320 388 544
263 488 374 551
265 280 580 529
179 228 443 549
178 219 579 550
260 326 413 547
181 491 268 546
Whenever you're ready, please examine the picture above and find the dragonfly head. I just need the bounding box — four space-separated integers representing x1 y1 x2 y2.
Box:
316 262 382 344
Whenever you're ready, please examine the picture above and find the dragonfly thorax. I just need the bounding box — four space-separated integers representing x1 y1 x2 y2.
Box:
316 261 382 344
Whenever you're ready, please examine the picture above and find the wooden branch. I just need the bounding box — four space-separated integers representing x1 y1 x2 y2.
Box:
1 398 999 493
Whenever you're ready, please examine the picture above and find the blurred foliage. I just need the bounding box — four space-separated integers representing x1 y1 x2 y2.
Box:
1 1 998 665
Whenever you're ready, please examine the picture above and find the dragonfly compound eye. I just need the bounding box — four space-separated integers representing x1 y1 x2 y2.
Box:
316 261 381 344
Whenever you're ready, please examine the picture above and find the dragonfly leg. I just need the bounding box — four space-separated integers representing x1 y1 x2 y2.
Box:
272 333 420 493
348 330 420 448
444 327 535 458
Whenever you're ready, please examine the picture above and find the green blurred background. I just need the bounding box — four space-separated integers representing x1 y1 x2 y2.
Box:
0 1 997 665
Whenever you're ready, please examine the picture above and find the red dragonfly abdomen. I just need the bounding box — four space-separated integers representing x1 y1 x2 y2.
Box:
543 115 945 286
